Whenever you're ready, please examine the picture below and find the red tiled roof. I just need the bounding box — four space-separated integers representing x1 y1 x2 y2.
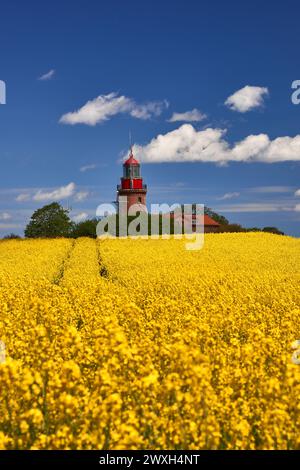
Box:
203 214 220 226
170 213 220 227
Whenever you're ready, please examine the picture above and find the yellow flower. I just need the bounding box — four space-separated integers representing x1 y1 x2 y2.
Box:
0 234 299 449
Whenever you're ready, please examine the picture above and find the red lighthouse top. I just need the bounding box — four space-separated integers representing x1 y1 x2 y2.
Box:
124 148 139 166
117 147 147 194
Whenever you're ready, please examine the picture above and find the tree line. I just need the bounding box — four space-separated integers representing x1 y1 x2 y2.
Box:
3 202 284 239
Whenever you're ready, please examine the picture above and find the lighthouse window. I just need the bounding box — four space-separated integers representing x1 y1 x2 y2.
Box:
133 166 140 177
124 166 140 178
138 197 142 203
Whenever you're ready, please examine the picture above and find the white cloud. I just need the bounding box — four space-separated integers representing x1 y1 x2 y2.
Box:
131 100 169 119
80 164 97 172
134 124 300 164
72 212 88 223
0 212 12 220
16 185 88 203
225 85 269 113
168 108 206 123
38 69 55 81
217 192 240 201
33 182 76 202
16 193 30 202
295 189 300 196
74 191 89 202
249 186 293 194
218 203 294 213
295 204 300 212
60 92 168 126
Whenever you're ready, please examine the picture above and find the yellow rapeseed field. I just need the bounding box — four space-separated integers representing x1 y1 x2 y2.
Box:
0 233 300 449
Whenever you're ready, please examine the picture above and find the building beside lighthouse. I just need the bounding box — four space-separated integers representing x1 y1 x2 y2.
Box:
117 148 147 212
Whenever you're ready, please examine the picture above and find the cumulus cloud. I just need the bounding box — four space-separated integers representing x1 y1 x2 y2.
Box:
15 185 87 203
74 191 89 202
217 192 240 201
0 212 12 220
72 212 88 223
168 108 206 122
134 124 300 164
295 204 300 211
33 182 76 202
60 92 168 126
38 69 55 81
295 189 300 196
225 85 269 113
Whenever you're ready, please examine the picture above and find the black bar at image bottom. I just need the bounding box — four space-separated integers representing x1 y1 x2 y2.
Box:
0 450 299 467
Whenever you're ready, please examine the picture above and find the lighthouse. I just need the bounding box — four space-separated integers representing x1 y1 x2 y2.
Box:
117 148 147 212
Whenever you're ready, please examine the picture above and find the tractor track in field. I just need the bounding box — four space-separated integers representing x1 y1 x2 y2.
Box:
52 239 76 285
96 240 110 280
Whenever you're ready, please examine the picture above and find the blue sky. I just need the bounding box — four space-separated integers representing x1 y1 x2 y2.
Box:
0 0 300 236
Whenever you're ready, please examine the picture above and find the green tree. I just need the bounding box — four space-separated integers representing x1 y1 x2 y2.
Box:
262 226 284 235
246 227 261 232
219 223 244 233
25 202 73 238
3 233 21 239
71 219 98 238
